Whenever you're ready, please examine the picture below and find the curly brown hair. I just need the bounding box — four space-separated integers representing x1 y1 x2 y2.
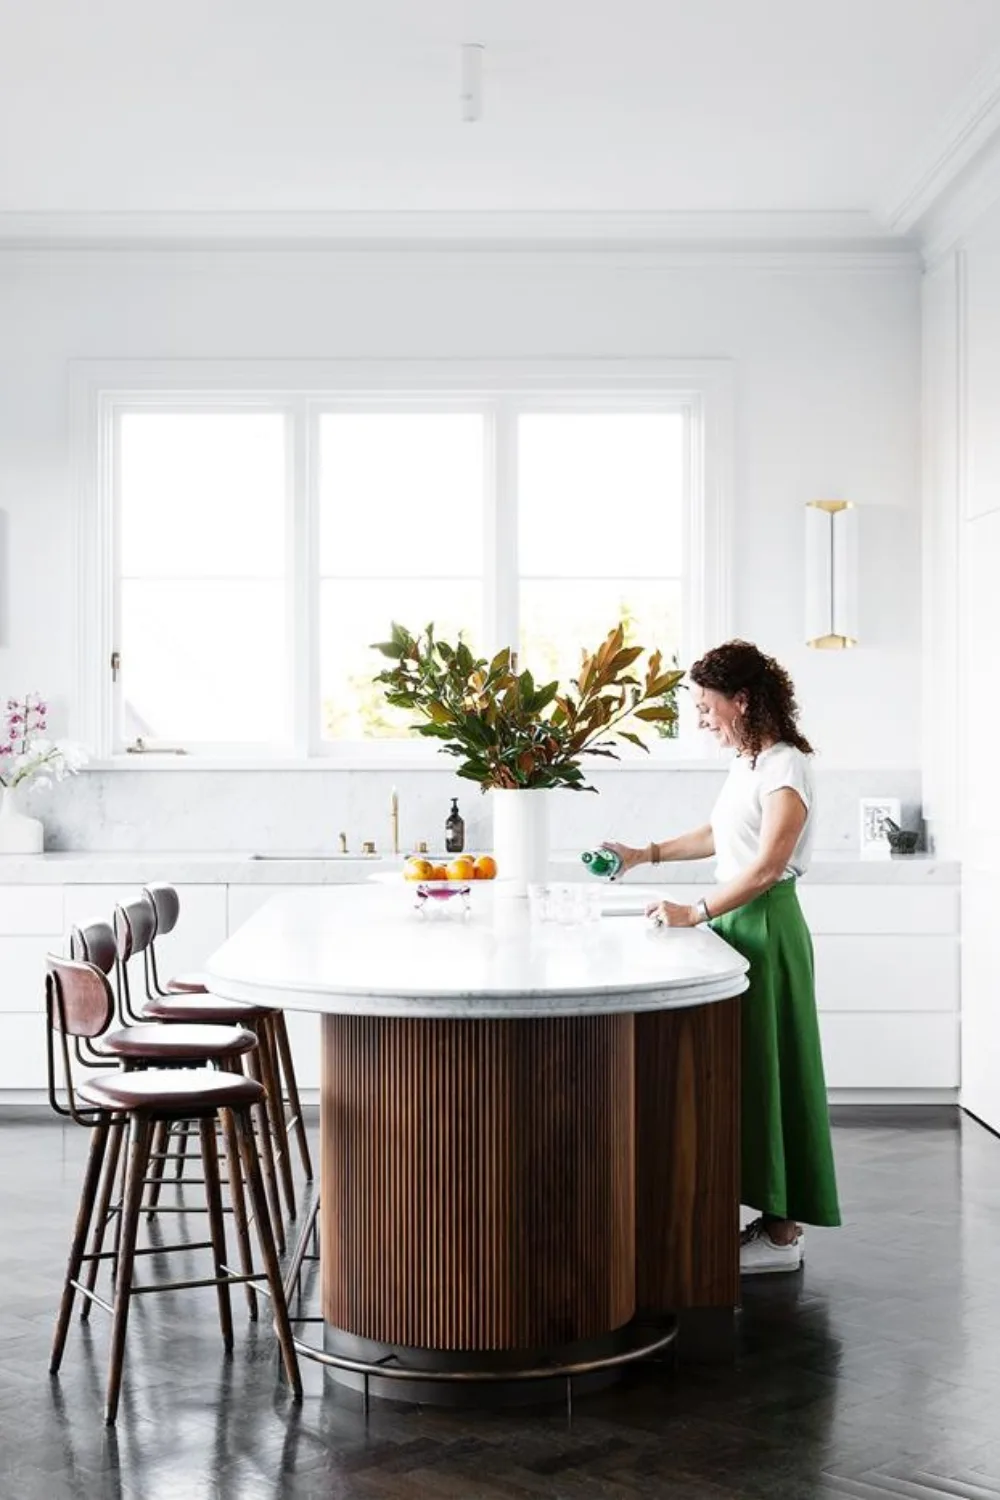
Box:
688 640 814 765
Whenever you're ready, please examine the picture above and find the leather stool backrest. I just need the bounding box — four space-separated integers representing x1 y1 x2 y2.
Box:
69 920 117 977
143 884 180 938
47 955 114 1040
114 900 156 962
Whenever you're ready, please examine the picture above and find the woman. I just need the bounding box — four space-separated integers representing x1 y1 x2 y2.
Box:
605 639 840 1274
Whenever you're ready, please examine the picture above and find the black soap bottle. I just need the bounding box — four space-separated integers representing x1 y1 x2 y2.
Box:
444 798 465 854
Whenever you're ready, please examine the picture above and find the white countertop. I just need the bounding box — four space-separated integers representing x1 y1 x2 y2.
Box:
203 885 751 1019
0 849 959 885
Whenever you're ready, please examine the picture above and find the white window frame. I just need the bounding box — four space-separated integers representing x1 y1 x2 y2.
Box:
72 358 734 769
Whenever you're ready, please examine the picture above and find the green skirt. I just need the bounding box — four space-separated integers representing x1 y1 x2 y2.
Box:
711 879 841 1227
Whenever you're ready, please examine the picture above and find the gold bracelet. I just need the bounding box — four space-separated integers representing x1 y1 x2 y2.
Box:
648 841 661 865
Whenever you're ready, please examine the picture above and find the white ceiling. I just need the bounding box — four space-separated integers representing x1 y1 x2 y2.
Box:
2 0 1000 220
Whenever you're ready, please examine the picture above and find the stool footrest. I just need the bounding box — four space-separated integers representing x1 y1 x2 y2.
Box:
130 1270 269 1295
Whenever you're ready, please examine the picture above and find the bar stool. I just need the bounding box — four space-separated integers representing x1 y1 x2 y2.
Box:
46 953 301 1424
142 883 314 1190
68 919 262 1311
112 899 291 1249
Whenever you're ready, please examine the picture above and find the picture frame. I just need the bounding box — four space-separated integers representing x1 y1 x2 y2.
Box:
859 797 901 860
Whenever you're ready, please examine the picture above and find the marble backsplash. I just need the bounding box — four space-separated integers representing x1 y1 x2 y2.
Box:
29 766 925 856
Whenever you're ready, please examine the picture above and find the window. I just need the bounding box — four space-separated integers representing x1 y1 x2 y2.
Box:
318 413 485 741
518 412 683 688
117 412 289 750
76 361 731 761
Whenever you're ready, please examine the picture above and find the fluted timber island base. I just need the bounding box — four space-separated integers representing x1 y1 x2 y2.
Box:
319 999 740 1403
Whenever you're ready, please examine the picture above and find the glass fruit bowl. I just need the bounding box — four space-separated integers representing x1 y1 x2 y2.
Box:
411 878 473 911
372 859 497 914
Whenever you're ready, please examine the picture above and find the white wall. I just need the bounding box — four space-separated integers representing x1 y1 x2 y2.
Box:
0 247 922 845
923 206 1000 1133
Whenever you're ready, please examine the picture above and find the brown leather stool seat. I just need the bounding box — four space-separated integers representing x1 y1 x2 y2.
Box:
102 1022 256 1065
142 994 272 1026
78 1068 264 1120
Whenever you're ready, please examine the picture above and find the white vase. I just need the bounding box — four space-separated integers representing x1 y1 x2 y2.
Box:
0 786 44 854
491 788 551 896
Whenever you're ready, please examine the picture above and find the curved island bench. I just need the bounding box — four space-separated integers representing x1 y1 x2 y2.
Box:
205 886 749 1403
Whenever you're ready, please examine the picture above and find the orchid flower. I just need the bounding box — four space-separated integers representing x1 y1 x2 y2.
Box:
0 694 87 791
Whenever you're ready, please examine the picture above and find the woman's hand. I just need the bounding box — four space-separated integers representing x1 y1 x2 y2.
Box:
645 899 699 929
600 841 646 879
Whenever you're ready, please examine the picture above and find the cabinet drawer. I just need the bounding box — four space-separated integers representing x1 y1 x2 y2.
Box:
281 1009 321 1092
0 935 63 1012
642 884 959 937
0 1012 47 1089
799 886 958 935
814 936 958 1013
0 886 63 935
819 1013 959 1089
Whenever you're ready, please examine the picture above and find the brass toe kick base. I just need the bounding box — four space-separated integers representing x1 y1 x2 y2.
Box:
303 1319 678 1409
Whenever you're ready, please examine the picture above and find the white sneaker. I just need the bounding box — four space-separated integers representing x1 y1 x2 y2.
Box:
739 1218 804 1276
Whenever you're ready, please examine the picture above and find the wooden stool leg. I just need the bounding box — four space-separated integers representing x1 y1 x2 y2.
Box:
283 1193 320 1305
50 1117 111 1373
144 1120 170 1221
81 1115 126 1322
220 1105 258 1321
260 1017 296 1221
110 1135 129 1292
174 1119 192 1180
104 1113 154 1425
233 1107 302 1402
245 1042 285 1255
200 1117 234 1352
272 1010 314 1180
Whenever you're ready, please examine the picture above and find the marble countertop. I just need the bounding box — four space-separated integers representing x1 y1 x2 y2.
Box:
204 886 750 1019
0 849 959 885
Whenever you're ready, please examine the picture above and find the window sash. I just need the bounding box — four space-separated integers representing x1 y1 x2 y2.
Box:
73 360 732 765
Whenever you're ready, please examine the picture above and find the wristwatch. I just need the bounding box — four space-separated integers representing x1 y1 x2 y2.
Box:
695 898 711 925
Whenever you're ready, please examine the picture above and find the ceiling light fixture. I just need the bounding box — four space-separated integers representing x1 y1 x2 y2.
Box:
460 43 484 123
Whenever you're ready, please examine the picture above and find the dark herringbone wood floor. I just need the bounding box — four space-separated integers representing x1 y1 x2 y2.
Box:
2 1105 999 1500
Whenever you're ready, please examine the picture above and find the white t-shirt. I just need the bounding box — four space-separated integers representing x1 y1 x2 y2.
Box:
711 742 815 883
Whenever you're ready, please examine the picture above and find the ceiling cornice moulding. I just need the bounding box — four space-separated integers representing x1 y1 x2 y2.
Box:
0 208 916 259
919 137 1000 265
878 48 1000 235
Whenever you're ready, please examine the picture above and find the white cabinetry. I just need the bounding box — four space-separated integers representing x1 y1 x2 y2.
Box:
668 881 960 1096
803 885 959 1094
0 888 63 1089
226 887 322 1090
0 876 960 1099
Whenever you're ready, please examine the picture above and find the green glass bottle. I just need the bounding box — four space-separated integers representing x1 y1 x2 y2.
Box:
581 848 623 879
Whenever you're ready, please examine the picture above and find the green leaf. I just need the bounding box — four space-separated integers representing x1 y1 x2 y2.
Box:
618 730 649 751
634 705 678 722
415 723 455 740
455 763 488 782
526 681 559 714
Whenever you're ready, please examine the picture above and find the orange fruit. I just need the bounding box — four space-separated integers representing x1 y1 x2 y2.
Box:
430 865 449 881
473 855 497 880
447 858 475 882
404 857 434 882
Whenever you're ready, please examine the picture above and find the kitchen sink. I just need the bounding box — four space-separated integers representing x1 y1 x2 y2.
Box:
247 853 386 861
